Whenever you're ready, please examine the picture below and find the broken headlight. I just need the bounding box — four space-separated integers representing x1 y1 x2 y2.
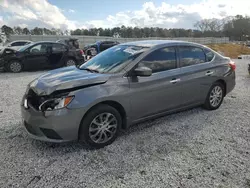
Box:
39 96 74 111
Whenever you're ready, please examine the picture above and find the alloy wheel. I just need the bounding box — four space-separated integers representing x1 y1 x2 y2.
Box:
89 113 118 144
209 86 223 107
10 62 22 72
66 59 76 66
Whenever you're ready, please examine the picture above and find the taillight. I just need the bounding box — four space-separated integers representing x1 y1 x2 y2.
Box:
229 61 236 71
79 49 84 55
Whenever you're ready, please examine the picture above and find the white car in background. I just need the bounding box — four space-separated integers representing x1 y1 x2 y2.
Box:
0 40 33 51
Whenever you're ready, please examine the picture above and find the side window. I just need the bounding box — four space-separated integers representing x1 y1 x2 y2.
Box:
52 44 67 52
204 49 215 62
100 43 114 52
11 42 26 46
179 46 206 67
29 44 48 53
138 47 177 73
18 42 27 46
10 42 18 46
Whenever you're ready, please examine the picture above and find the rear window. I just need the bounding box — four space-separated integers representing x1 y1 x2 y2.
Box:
204 49 215 61
179 46 206 67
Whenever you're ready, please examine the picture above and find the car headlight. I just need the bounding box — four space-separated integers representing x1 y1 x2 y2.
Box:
39 96 74 111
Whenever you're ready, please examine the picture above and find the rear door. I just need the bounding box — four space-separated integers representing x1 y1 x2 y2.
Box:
177 45 215 105
23 43 49 70
47 43 67 68
129 46 182 121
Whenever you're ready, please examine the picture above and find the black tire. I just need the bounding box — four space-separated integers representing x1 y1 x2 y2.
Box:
65 58 76 67
203 82 225 110
79 104 122 149
7 60 23 73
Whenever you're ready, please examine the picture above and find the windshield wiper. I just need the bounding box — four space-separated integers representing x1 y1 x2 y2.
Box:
81 68 99 73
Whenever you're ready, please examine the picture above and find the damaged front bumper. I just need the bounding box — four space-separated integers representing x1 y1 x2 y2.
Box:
21 89 84 143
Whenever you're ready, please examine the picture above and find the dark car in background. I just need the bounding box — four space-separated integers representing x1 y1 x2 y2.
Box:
83 41 119 56
0 41 84 72
56 38 80 49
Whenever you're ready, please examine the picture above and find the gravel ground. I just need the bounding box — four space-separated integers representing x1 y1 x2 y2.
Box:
0 60 250 188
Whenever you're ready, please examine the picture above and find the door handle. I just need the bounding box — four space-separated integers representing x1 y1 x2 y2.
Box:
170 78 181 84
205 71 214 76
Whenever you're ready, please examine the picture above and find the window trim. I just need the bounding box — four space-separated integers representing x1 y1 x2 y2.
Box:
204 48 216 62
135 46 179 74
178 45 208 68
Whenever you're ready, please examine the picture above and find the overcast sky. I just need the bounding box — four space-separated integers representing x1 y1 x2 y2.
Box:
0 0 250 30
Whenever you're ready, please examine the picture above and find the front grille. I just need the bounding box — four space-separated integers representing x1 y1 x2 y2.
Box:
26 89 48 110
40 128 62 140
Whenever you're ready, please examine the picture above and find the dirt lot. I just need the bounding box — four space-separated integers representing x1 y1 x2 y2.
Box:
207 44 250 59
0 60 250 188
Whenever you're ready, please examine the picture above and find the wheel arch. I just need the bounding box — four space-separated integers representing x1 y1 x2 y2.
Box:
6 58 23 71
66 56 77 61
78 100 127 139
215 79 227 96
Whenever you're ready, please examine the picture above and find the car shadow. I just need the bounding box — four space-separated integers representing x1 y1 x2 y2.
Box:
24 106 209 154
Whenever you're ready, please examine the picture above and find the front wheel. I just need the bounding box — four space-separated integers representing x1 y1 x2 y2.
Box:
79 104 122 148
203 82 225 110
7 60 23 73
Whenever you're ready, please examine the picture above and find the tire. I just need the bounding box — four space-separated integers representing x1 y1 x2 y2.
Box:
7 60 23 73
203 82 225 110
65 58 76 67
79 104 122 149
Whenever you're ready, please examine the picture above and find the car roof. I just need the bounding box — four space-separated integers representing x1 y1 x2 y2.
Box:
121 40 201 48
95 41 118 44
10 40 33 43
32 41 64 45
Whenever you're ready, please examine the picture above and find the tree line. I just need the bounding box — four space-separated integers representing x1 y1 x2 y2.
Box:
1 15 250 41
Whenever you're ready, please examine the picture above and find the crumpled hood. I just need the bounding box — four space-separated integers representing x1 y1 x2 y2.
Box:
29 66 110 96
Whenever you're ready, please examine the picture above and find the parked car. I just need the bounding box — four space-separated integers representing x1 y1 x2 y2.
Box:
21 40 236 148
56 38 80 49
83 41 119 55
0 41 84 72
57 38 84 60
0 40 33 51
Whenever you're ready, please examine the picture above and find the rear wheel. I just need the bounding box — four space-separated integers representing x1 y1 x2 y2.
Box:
7 60 23 73
79 104 122 149
65 58 76 66
203 82 225 110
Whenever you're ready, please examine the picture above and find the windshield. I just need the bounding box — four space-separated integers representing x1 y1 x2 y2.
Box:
80 45 148 73
18 43 34 52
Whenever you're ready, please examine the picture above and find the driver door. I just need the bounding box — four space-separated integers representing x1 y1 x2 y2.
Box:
128 46 182 122
23 43 49 70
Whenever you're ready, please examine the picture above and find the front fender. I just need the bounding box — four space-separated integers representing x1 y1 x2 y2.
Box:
67 83 130 116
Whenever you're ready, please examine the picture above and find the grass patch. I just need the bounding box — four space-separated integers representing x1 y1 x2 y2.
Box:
207 44 250 59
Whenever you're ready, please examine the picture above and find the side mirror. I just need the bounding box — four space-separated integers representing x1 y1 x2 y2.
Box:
134 66 152 77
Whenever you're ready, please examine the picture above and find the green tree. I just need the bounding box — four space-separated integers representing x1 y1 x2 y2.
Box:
13 26 23 35
22 28 30 35
31 27 43 35
1 25 14 36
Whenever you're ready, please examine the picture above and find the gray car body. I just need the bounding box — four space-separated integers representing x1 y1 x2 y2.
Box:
21 40 235 142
